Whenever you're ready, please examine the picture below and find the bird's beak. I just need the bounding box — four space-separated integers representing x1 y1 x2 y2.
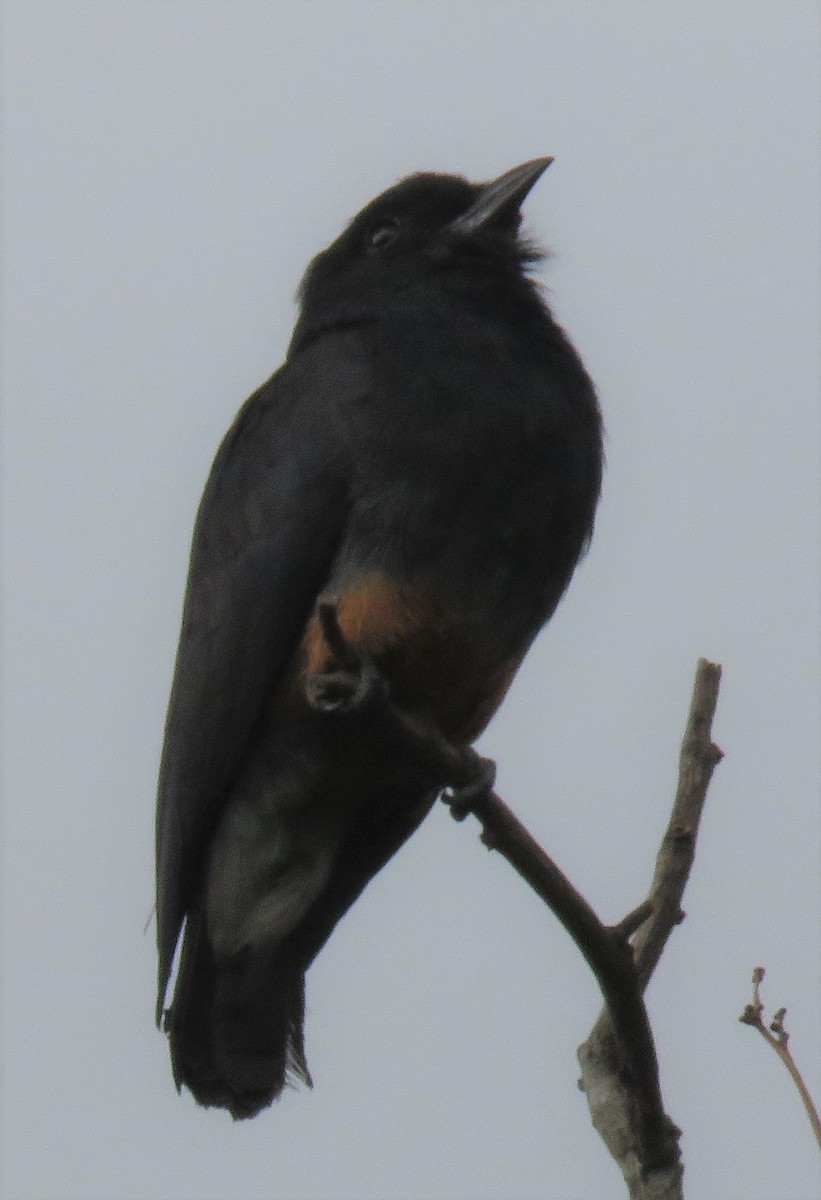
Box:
448 157 554 235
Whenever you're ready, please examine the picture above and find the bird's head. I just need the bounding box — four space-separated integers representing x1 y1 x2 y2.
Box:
291 158 553 351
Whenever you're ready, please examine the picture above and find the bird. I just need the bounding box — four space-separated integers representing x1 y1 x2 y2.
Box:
155 157 603 1119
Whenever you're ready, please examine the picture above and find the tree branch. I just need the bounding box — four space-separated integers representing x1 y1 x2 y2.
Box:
440 781 674 1172
307 608 723 1197
577 658 723 1199
631 660 723 989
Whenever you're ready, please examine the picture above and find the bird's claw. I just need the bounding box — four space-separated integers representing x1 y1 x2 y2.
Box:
306 657 385 713
305 597 387 713
443 751 497 821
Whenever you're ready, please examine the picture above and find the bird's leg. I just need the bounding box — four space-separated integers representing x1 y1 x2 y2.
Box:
305 599 386 713
305 600 498 811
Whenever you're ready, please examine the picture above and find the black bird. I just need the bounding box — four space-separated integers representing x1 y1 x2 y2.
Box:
156 158 603 1118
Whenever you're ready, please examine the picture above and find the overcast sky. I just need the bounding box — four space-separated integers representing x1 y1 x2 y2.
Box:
2 3 819 1198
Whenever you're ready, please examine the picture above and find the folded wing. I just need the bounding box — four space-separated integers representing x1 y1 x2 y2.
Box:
155 353 353 1021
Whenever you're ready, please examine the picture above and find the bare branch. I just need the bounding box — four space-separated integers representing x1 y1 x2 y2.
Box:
632 659 723 989
306 602 699 1189
577 658 723 1199
740 966 821 1150
440 782 676 1172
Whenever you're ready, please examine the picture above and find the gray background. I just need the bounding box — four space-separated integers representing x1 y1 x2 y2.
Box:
2 3 819 1198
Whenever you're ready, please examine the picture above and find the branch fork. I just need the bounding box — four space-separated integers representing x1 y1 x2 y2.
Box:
307 601 724 1198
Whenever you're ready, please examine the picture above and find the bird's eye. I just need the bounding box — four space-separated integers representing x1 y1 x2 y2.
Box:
365 217 401 253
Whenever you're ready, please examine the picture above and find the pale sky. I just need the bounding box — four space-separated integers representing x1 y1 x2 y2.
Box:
2 3 820 1198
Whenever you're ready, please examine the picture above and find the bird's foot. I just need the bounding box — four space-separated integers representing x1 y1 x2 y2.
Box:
305 598 386 713
442 751 497 821
306 658 384 713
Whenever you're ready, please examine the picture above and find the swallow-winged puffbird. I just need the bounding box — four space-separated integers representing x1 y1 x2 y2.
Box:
156 158 603 1118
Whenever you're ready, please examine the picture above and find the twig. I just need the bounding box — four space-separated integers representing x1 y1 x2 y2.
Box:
441 782 675 1171
577 658 723 1199
740 966 821 1150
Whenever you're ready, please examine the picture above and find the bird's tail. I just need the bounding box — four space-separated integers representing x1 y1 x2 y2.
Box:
165 908 312 1120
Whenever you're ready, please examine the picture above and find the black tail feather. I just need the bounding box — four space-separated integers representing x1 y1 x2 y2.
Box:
167 908 311 1120
163 786 437 1118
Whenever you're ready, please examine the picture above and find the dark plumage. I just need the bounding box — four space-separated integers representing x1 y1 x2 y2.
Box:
156 159 602 1118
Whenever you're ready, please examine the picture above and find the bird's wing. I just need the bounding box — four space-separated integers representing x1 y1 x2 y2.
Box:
155 350 353 1020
